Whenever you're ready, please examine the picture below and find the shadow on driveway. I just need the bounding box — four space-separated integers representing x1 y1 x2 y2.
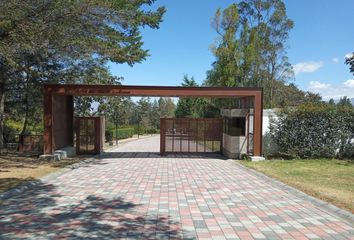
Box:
0 180 190 239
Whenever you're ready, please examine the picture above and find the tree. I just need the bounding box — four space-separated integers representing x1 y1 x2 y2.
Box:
158 98 175 118
175 75 204 117
105 97 131 144
345 52 354 75
137 97 153 130
205 0 294 108
337 96 353 108
0 0 165 150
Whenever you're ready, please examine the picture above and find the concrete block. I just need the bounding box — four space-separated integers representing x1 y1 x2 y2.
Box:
251 156 265 162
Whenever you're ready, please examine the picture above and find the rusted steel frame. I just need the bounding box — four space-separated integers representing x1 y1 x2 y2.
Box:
45 84 262 97
188 120 190 153
44 84 263 156
180 119 182 152
220 118 223 153
76 118 81 155
43 86 53 154
253 92 263 156
67 96 74 146
172 119 175 152
76 117 101 155
246 111 250 154
160 118 166 155
204 119 206 152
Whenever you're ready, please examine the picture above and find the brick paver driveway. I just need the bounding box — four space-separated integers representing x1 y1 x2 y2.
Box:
0 135 353 239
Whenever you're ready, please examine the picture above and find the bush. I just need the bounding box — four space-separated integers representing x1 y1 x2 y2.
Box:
4 119 22 142
145 128 159 134
105 130 113 142
133 125 145 135
262 132 280 159
270 104 354 159
109 128 134 140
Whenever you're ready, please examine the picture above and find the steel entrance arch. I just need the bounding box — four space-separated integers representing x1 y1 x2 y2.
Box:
43 84 263 157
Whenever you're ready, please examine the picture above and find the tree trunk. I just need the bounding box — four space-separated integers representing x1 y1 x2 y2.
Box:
0 81 5 153
115 123 118 145
20 73 30 135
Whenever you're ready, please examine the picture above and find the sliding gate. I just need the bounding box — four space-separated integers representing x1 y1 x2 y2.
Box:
160 118 223 154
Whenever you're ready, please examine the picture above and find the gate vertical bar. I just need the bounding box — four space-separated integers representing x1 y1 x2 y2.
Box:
220 118 223 153
204 119 206 152
180 120 182 152
188 119 190 152
172 119 175 152
160 118 166 155
196 119 198 152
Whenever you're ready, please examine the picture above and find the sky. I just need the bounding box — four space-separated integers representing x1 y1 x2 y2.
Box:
109 0 354 100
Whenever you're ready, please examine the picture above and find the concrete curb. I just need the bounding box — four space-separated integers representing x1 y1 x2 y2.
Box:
234 161 354 225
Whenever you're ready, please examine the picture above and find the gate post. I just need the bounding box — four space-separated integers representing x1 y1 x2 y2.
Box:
43 86 53 154
160 118 166 155
253 91 263 156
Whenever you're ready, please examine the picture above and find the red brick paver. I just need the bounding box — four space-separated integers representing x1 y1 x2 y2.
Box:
0 135 353 239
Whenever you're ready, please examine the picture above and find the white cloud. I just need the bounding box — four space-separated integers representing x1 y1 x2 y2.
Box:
293 61 323 75
309 81 331 90
307 79 354 100
345 53 353 59
332 57 339 63
344 79 354 88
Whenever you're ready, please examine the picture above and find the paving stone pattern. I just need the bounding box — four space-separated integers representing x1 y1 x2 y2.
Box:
0 135 353 239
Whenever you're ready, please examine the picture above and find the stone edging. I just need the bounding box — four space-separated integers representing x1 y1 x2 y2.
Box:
233 161 354 225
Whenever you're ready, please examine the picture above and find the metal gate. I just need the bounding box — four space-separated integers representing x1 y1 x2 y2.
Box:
160 118 223 154
76 117 104 155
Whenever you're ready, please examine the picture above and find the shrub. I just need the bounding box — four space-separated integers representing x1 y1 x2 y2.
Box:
145 128 159 134
262 132 279 159
109 128 134 140
4 119 22 142
105 130 113 142
270 104 354 159
133 125 145 135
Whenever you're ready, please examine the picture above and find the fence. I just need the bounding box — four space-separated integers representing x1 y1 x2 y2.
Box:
3 135 43 154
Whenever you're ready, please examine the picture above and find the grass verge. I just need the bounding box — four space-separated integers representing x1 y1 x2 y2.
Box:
0 153 90 194
239 159 354 213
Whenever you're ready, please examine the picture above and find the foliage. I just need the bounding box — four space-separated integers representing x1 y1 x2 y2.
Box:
175 75 220 118
270 103 354 158
106 128 134 140
262 132 279 159
158 97 176 119
105 130 113 142
346 52 354 75
175 76 202 118
145 128 160 134
0 0 165 150
133 124 145 136
205 0 298 108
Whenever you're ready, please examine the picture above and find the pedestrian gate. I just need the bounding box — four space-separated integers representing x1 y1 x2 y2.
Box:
76 117 105 155
160 118 223 154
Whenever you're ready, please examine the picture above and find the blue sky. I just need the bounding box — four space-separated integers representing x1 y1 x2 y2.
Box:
110 0 354 100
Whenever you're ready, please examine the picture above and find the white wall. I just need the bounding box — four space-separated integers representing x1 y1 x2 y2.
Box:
262 109 278 135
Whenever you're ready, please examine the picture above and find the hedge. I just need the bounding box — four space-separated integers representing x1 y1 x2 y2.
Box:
269 104 354 159
105 128 134 141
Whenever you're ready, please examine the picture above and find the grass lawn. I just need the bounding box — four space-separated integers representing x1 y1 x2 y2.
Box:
0 153 90 194
240 159 354 213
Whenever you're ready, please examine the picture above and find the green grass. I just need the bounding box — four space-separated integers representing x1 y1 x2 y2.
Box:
239 159 354 213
